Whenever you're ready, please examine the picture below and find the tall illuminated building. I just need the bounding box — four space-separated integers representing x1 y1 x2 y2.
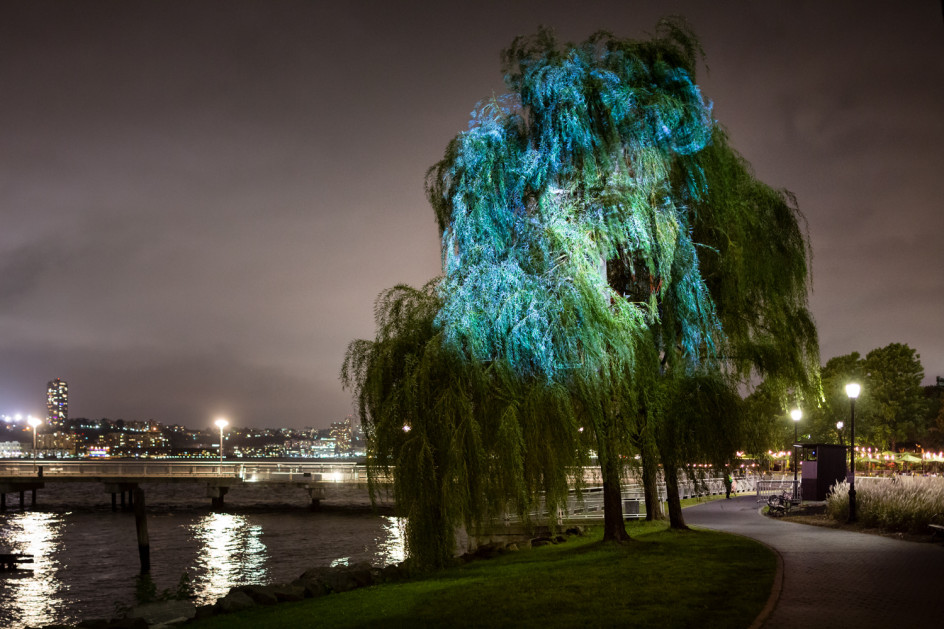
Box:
46 378 69 427
329 416 353 455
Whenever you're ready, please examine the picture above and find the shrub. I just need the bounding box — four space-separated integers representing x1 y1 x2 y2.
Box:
826 476 944 533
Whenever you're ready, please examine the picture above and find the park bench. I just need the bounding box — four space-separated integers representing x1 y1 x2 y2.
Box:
766 490 795 517
0 553 34 571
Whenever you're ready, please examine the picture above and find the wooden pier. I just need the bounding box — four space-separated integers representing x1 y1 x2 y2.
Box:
0 460 381 574
0 553 34 572
0 460 377 512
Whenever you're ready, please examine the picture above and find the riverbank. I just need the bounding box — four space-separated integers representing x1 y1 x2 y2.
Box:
180 518 776 629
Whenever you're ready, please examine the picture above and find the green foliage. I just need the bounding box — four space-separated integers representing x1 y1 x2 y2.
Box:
741 380 788 455
428 18 718 382
659 371 745 470
924 388 944 449
862 343 925 449
342 281 588 569
688 129 820 400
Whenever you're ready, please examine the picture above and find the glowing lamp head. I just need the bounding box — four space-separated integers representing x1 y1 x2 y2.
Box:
845 383 860 399
215 418 228 430
28 416 41 428
836 421 844 430
790 408 802 422
402 424 412 433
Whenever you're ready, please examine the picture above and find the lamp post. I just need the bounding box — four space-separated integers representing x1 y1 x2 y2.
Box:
214 418 228 466
836 421 844 446
28 415 41 474
790 408 802 501
845 383 860 522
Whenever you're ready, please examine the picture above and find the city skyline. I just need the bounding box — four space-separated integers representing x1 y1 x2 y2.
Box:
1 1 942 429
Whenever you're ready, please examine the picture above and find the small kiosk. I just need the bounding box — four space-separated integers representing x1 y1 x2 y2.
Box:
800 444 847 501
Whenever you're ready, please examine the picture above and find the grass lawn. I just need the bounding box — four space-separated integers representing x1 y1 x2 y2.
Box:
185 519 775 629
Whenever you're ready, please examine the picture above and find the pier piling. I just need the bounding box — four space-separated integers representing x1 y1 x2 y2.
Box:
132 486 150 573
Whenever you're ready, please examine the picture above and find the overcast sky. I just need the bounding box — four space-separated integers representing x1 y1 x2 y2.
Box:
1 1 941 430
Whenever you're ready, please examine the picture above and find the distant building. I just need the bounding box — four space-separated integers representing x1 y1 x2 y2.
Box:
330 417 353 455
0 441 27 458
46 378 69 428
311 437 338 458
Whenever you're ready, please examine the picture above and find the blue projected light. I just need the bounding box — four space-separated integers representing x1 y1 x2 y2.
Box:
431 33 721 381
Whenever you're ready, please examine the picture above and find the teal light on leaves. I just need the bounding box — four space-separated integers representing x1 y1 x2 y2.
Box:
429 24 719 381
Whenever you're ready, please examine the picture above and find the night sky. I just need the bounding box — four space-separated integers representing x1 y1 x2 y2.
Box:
1 1 941 430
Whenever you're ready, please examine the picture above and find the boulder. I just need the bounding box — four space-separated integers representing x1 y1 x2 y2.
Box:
193 604 217 620
215 590 256 613
126 600 196 626
294 567 332 598
321 568 361 593
346 562 377 588
233 584 279 606
269 582 306 602
379 562 408 582
472 543 503 559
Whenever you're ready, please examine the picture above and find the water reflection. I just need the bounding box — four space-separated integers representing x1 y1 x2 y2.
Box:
189 513 267 604
0 512 67 629
378 516 406 565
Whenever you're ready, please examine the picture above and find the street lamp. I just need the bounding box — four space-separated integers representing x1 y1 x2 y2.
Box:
836 421 844 446
214 418 228 465
791 408 802 501
845 383 860 522
28 415 41 474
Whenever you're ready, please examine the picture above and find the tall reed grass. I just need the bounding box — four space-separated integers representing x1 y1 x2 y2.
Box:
826 476 944 533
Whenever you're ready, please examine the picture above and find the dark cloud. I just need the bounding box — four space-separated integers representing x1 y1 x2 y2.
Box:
1 1 941 428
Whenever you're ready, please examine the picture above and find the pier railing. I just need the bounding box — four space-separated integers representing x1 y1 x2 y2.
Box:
0 460 376 484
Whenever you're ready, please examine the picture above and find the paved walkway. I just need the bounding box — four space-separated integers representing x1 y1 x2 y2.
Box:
684 495 944 628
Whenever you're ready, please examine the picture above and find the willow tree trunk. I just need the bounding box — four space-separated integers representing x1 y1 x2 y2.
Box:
640 438 664 521
663 465 687 529
597 427 631 542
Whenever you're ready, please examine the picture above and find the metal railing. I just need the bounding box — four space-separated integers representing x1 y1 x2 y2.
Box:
755 476 798 501
0 460 371 484
560 475 747 519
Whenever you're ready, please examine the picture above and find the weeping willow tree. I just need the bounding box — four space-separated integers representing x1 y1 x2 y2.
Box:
342 280 589 569
427 18 820 533
428 20 717 540
647 125 822 528
346 17 820 562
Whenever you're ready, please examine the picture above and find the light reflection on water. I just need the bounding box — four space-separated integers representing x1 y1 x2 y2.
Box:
380 516 407 564
0 483 404 629
1 512 68 628
190 513 268 605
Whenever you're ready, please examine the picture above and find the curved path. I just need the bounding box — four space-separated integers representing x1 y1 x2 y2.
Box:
684 495 944 628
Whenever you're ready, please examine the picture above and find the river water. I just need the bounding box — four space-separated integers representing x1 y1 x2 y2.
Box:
0 482 403 628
